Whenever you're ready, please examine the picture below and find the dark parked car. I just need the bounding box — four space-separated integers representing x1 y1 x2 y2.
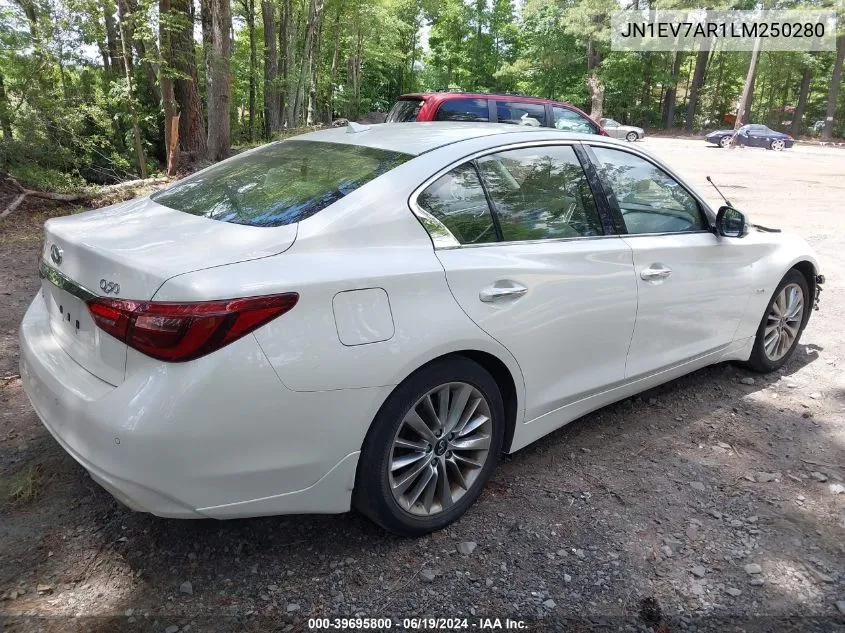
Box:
705 125 795 151
386 92 609 136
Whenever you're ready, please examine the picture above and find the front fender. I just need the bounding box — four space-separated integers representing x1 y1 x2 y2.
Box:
733 230 820 341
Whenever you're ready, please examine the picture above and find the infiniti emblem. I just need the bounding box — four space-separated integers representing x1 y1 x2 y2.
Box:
100 279 120 295
50 244 63 266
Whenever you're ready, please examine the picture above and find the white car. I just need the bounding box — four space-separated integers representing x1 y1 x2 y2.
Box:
20 123 822 536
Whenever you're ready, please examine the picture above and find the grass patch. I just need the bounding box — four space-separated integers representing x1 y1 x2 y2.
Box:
4 463 44 505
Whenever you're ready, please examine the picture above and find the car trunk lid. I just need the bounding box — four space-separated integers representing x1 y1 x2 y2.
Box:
41 197 297 385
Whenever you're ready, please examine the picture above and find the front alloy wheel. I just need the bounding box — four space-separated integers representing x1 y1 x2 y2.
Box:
626 131 638 142
745 269 809 372
763 283 804 362
719 135 732 148
770 139 785 151
355 357 504 536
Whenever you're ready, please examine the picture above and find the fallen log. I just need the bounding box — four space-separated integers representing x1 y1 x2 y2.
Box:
0 173 169 219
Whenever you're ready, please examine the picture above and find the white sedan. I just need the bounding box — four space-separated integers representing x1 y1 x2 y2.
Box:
20 123 822 536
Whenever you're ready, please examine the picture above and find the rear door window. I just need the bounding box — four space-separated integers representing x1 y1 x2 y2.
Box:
416 164 498 244
495 101 546 127
552 106 599 134
434 98 490 122
386 99 424 122
151 140 411 227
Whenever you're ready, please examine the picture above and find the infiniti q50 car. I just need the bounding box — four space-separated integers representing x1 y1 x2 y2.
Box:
20 123 821 536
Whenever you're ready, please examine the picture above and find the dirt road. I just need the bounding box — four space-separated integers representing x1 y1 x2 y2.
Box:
1 138 843 632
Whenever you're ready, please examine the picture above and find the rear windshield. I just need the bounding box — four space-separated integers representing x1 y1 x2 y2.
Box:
386 99 424 122
151 140 411 227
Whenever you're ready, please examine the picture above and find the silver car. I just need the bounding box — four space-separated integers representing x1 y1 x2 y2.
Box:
600 118 645 142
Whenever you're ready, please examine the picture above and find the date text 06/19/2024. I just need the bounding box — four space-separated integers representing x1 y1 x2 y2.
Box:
307 617 528 630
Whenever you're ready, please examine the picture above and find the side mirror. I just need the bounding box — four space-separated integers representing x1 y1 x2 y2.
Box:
716 206 747 238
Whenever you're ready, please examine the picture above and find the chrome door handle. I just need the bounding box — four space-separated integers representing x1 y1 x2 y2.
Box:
479 284 528 303
640 266 672 281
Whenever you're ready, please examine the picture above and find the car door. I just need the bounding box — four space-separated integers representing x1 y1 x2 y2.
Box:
494 101 547 127
585 143 752 379
413 142 637 421
552 106 600 135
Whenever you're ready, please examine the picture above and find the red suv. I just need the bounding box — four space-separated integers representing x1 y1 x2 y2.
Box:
386 92 608 136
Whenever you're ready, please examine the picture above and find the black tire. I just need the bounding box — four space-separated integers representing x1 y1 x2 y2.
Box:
354 356 505 536
744 269 810 373
626 131 638 142
719 135 732 148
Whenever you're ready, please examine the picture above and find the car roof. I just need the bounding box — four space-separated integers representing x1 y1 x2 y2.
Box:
294 122 604 156
398 92 574 106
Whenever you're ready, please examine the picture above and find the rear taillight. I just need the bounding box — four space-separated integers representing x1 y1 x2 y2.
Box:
87 294 298 362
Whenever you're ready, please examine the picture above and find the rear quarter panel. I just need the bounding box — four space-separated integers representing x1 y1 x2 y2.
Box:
153 153 526 411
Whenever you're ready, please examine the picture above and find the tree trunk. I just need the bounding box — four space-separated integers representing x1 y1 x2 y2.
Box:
202 0 232 160
685 44 709 131
102 0 123 73
280 0 292 127
170 0 207 157
791 57 814 137
116 0 147 178
743 49 759 125
0 74 13 139
326 8 341 123
306 3 323 126
293 0 318 127
821 34 845 141
586 40 603 121
731 36 761 146
159 0 179 174
246 0 257 141
262 0 280 136
662 52 682 128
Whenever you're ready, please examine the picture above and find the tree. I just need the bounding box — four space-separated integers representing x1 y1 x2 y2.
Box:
202 0 232 160
243 0 257 141
685 43 709 131
159 0 180 174
790 53 814 136
116 0 147 177
821 34 845 141
662 52 683 128
262 0 280 136
730 36 761 147
168 0 206 158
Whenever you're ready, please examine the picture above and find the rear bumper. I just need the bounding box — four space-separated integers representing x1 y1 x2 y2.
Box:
19 293 389 518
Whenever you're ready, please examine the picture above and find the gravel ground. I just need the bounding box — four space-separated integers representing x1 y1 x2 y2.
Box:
1 138 844 633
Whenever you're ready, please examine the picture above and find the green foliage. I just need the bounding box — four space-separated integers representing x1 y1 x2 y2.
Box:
0 0 843 190
6 163 89 193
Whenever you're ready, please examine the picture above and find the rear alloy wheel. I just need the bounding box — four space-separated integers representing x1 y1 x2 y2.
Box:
719 135 732 148
744 269 809 372
355 357 504 536
770 139 785 151
626 131 638 142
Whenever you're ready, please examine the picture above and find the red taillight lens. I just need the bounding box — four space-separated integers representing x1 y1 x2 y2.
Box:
87 294 298 362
